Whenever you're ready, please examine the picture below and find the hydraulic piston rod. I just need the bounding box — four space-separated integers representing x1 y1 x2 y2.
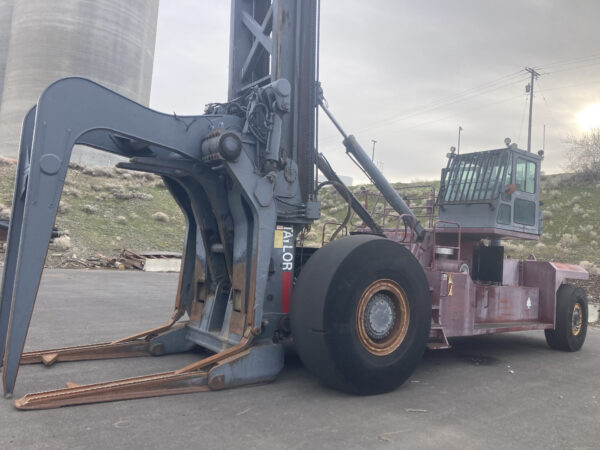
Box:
318 97 425 239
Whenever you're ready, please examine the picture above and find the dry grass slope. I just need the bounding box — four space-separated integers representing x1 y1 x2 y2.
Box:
0 158 185 265
1 157 599 271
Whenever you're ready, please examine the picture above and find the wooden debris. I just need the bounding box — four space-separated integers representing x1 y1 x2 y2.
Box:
119 249 182 271
119 249 146 270
47 249 182 271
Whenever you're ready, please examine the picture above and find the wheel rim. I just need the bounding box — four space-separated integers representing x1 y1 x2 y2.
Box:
572 303 583 336
356 279 410 356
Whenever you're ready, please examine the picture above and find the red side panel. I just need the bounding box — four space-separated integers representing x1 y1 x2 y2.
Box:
281 271 293 314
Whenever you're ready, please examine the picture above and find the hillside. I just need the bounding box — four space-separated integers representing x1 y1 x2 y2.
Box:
0 158 186 266
1 157 600 276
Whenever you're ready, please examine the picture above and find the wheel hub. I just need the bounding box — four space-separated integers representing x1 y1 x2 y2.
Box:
364 294 396 340
356 279 410 356
572 303 583 336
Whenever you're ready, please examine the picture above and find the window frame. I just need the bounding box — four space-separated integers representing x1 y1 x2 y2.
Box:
514 157 537 194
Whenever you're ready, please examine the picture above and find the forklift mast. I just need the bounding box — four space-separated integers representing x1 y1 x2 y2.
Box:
229 0 318 204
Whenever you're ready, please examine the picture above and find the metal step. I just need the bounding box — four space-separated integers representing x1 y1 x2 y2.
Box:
428 325 451 350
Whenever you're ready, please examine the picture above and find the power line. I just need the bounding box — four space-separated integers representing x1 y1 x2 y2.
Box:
407 70 524 108
539 53 600 70
317 53 600 148
382 74 527 122
534 79 559 128
538 79 600 92
517 93 529 144
319 72 528 144
543 60 600 76
366 53 600 129
388 93 525 133
319 92 525 147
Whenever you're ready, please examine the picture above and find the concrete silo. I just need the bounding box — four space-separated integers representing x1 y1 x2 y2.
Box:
0 0 159 164
0 0 15 109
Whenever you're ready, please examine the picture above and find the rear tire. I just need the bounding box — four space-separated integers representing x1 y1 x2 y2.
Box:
545 284 587 352
291 235 431 395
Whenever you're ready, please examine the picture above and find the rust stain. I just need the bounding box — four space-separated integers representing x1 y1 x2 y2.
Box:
551 262 586 272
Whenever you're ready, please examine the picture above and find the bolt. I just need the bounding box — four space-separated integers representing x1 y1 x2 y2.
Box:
149 342 165 356
209 375 225 390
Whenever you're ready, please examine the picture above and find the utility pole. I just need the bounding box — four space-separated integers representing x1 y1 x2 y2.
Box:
525 67 540 152
371 139 377 162
457 126 463 155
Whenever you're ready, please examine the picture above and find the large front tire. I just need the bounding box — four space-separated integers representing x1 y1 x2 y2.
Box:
291 235 431 395
545 284 587 352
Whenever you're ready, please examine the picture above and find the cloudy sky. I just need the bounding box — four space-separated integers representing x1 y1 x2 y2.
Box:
151 0 600 183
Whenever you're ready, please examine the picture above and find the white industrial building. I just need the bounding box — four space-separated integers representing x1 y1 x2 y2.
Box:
0 0 159 165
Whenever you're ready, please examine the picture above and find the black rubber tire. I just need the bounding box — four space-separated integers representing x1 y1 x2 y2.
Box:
291 235 431 395
545 284 587 352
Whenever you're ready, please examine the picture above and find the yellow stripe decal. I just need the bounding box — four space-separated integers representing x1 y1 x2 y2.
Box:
274 229 283 248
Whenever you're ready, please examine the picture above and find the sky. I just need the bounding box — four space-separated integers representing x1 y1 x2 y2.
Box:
150 0 600 184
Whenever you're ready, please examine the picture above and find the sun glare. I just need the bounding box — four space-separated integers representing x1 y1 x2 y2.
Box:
577 104 600 132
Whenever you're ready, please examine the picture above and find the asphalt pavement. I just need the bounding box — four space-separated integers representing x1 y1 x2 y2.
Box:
0 269 598 450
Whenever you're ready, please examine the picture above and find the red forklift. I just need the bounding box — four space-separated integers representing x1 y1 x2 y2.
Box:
0 0 588 408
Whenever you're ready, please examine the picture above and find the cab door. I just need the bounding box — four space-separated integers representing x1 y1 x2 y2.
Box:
512 156 539 233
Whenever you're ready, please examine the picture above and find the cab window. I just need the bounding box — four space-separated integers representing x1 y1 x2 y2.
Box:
515 158 536 194
442 150 509 203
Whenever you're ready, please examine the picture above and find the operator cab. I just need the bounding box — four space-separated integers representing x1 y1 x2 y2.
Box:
437 140 542 239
